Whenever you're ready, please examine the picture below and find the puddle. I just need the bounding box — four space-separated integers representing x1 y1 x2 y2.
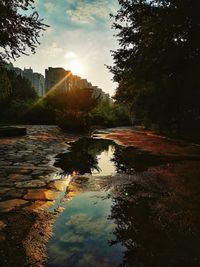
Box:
54 137 166 176
46 137 200 266
46 191 124 267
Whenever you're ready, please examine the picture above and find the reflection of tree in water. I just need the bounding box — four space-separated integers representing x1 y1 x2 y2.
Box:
109 182 200 267
54 138 115 175
112 146 166 173
55 137 167 176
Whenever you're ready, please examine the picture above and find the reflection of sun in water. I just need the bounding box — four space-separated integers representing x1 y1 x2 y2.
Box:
68 61 82 75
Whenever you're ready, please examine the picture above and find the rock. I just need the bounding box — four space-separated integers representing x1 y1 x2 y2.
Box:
5 189 24 199
0 187 10 194
24 200 55 211
0 126 26 137
0 220 7 230
0 199 28 212
24 189 60 201
48 180 67 191
15 180 46 189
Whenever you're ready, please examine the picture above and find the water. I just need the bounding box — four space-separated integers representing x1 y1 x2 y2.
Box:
54 137 166 176
46 192 124 267
46 137 200 266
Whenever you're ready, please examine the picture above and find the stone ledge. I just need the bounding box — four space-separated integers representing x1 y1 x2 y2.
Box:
0 126 27 137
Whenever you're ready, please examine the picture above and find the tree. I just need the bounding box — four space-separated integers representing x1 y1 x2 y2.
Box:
45 87 99 132
0 65 11 100
110 0 200 133
0 0 48 61
6 70 38 100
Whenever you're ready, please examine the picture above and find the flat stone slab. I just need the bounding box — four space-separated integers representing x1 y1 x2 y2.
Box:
0 126 27 137
24 189 61 201
15 180 46 189
49 180 67 191
0 199 28 212
24 200 55 211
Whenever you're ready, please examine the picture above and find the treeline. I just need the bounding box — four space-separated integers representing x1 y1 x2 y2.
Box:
110 0 200 139
0 63 130 131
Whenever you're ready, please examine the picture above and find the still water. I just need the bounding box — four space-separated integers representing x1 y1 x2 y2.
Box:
53 137 166 176
46 138 199 266
46 191 124 267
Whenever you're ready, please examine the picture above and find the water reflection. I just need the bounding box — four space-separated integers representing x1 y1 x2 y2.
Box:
47 138 200 267
46 192 124 267
54 137 166 176
109 182 200 266
54 138 114 175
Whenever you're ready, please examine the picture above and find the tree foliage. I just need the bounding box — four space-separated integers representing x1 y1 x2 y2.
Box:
45 87 99 114
0 65 11 100
7 70 37 100
110 0 200 134
44 87 99 132
0 0 48 60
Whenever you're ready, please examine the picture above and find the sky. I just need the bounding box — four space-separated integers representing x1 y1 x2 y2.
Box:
14 0 119 96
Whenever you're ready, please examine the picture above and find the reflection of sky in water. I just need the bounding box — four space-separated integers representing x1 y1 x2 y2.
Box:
46 191 124 267
93 145 116 176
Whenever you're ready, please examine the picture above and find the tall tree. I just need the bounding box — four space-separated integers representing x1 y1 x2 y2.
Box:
0 65 11 100
110 0 200 132
0 0 48 61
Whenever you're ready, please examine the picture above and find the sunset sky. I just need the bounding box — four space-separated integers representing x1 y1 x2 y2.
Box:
14 0 119 96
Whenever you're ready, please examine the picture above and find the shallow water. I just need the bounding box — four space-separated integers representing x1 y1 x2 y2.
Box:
46 137 200 266
46 191 124 267
54 137 166 176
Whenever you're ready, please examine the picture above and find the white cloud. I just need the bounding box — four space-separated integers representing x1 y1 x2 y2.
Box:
66 1 111 24
64 51 78 59
44 2 56 13
44 42 63 57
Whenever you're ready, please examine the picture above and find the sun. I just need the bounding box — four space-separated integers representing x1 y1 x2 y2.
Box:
68 61 82 75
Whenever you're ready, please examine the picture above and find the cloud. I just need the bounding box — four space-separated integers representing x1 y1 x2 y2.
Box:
66 1 112 25
44 42 63 57
44 2 56 13
65 51 78 59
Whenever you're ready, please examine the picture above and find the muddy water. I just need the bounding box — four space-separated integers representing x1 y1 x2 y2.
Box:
46 137 200 267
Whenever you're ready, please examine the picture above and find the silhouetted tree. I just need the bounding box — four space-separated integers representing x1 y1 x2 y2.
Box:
0 0 48 60
45 87 99 131
0 64 11 100
7 70 37 100
110 0 200 134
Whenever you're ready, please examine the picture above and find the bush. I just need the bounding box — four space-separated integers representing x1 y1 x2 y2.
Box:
91 103 130 127
21 100 56 124
56 109 91 132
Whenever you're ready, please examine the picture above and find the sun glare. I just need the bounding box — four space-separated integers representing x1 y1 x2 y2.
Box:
68 61 82 75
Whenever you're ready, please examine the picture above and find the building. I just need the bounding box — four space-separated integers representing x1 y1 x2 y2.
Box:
45 67 72 93
23 68 45 96
32 73 45 97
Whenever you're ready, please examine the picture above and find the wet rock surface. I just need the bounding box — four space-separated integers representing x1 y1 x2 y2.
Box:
0 126 80 210
0 126 200 267
0 126 80 266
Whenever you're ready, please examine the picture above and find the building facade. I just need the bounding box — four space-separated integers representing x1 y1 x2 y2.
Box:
45 67 72 93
